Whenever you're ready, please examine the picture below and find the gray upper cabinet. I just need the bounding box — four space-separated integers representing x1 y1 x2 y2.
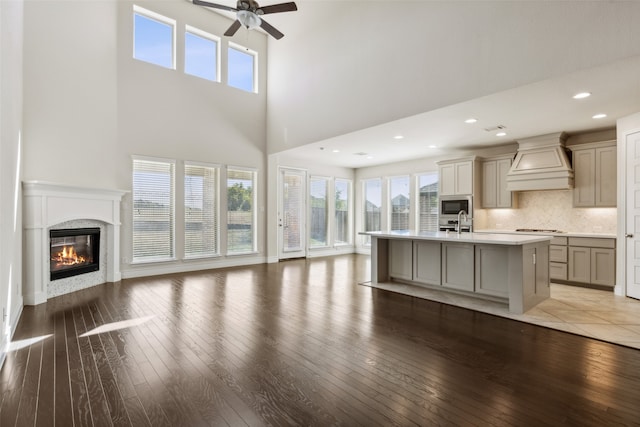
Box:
481 155 517 208
437 157 477 196
570 140 617 207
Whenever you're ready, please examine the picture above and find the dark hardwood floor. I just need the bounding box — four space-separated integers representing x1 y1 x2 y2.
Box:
1 254 640 426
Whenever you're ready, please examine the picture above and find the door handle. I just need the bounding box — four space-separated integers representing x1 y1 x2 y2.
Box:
626 234 634 238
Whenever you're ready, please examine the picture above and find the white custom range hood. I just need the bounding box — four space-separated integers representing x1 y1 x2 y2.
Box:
506 132 574 191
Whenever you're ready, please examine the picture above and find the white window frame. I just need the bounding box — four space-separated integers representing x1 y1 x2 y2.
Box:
184 25 221 82
226 166 258 255
184 161 220 259
132 155 176 263
227 41 258 93
132 5 176 70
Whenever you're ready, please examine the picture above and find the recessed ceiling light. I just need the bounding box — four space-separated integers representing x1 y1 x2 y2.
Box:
496 132 507 137
573 92 591 99
332 149 340 153
592 113 607 119
393 135 404 140
366 156 374 159
428 145 438 149
465 118 478 124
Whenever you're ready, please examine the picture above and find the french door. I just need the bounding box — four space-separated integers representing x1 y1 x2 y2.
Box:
278 168 307 260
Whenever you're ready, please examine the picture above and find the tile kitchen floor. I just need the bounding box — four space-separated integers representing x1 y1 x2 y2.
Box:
362 281 640 349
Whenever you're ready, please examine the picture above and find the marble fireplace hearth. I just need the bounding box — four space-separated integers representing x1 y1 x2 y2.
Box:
23 181 127 305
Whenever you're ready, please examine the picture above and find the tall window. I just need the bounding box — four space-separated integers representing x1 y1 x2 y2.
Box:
389 176 410 232
309 177 329 248
227 168 256 254
133 6 175 69
363 178 382 245
132 158 175 261
228 43 257 93
185 163 219 258
185 26 219 82
335 179 351 245
418 172 439 232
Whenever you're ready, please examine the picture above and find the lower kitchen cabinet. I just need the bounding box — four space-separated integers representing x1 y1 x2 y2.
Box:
565 237 615 288
475 245 509 298
442 242 474 292
413 240 441 285
590 247 616 287
389 239 413 281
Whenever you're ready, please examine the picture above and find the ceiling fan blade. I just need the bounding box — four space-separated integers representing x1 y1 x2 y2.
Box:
193 0 237 13
259 19 284 39
224 20 243 36
258 2 297 15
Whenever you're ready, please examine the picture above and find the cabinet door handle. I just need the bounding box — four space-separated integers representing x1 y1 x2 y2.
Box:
626 234 634 238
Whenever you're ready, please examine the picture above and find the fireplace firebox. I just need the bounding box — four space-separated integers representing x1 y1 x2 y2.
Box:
50 228 100 281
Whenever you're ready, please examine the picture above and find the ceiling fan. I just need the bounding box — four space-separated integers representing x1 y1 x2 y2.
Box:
193 0 297 40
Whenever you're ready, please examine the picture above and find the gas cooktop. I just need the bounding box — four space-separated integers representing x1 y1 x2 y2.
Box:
515 228 565 233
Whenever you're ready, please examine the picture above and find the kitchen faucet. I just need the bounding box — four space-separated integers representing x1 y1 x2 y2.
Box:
457 210 468 234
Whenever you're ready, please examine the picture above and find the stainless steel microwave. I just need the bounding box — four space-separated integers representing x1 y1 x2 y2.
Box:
440 195 472 216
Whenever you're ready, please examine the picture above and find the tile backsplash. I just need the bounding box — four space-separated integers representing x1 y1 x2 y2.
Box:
474 190 617 234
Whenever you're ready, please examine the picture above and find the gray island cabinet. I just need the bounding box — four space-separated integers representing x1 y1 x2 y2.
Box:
364 231 553 314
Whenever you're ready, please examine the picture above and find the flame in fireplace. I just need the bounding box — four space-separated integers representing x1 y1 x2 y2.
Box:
52 246 86 266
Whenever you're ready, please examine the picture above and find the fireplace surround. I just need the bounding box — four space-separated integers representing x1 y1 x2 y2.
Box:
23 181 127 305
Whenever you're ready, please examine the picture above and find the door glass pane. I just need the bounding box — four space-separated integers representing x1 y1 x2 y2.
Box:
283 172 303 251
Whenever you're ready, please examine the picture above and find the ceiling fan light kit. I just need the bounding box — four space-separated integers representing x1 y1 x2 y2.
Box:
193 0 297 40
237 9 261 30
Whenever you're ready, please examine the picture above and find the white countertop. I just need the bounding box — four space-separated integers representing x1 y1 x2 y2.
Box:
475 229 616 239
361 231 553 245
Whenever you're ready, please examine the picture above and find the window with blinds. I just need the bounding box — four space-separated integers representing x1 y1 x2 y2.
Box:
389 175 410 232
132 158 175 261
227 168 256 254
418 172 439 232
363 178 382 245
185 163 219 258
335 179 351 245
309 177 328 248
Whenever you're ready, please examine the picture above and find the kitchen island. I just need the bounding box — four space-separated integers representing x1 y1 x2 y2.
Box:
363 231 553 314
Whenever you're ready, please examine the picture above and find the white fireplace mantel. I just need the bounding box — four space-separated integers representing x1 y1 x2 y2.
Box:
23 181 127 305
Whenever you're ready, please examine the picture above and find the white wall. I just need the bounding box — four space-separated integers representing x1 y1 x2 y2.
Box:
0 0 25 364
266 1 640 153
21 0 270 280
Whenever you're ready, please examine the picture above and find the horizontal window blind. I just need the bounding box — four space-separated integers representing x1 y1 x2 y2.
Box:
309 177 328 248
335 179 351 245
227 168 255 254
418 173 439 232
132 159 175 261
185 164 218 257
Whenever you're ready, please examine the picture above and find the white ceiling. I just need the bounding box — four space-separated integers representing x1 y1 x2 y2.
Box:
199 0 640 169
278 54 640 168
